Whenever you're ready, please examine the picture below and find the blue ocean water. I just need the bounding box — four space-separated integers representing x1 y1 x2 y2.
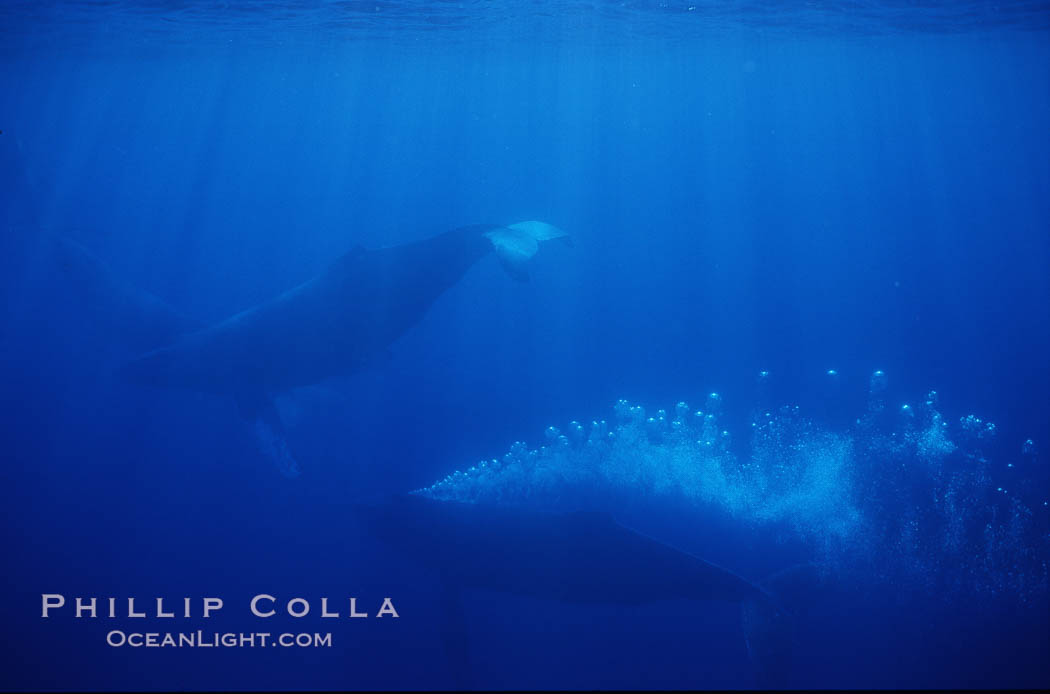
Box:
1 1 1048 690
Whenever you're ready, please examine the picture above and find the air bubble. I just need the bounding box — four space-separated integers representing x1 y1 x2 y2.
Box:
870 370 888 394
675 401 690 421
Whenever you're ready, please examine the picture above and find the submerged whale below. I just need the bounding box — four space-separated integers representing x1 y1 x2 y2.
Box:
353 493 794 688
60 221 570 476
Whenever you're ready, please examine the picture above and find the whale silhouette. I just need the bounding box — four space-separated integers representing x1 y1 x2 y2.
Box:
56 222 570 476
119 222 569 398
352 493 793 688
352 493 796 689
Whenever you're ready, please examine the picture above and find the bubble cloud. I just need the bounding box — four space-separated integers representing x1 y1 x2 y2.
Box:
416 371 1048 603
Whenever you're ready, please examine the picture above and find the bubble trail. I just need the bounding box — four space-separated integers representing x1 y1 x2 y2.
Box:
415 372 1049 604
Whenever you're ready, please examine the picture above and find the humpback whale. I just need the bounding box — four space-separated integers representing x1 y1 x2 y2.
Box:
118 222 569 397
352 494 794 688
65 221 569 476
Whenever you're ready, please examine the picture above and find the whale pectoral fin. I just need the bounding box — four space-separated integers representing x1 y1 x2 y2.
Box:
489 231 538 282
238 392 302 479
740 564 826 688
484 221 570 282
506 220 572 246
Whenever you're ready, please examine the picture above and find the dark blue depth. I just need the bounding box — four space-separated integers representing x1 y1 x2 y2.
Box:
0 3 1048 691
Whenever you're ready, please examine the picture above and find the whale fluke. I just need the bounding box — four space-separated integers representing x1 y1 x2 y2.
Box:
53 236 201 350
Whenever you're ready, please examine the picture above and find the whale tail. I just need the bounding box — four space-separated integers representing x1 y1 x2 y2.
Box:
53 235 201 350
484 220 572 281
52 236 302 479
